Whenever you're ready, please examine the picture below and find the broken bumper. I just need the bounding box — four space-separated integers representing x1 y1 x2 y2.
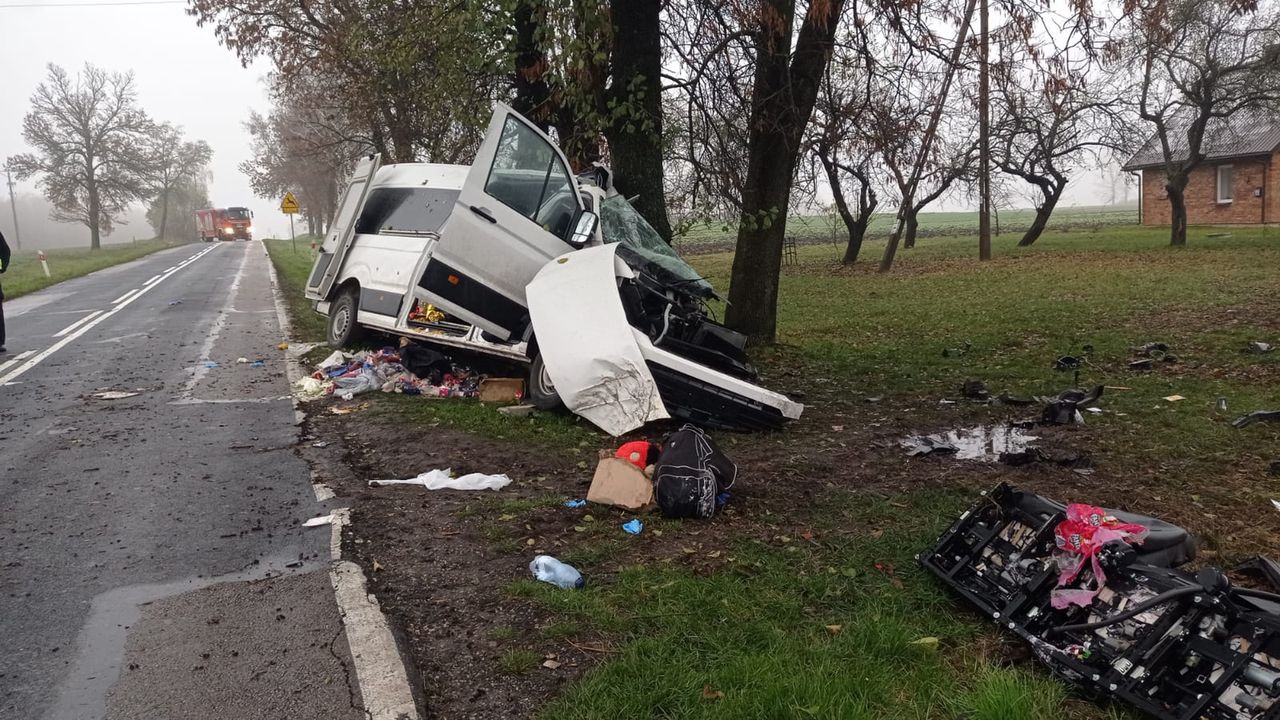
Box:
920 484 1280 720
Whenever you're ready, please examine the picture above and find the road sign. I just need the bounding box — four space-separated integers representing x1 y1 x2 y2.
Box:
280 191 300 215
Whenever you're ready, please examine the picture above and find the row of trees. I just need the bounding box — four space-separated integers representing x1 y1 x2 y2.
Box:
188 0 1280 343
6 64 214 249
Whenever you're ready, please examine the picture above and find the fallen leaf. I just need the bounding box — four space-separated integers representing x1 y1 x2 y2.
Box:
800 531 815 541
526 538 536 546
573 526 586 532
869 529 884 538
583 514 595 523
372 559 384 572
825 624 843 635
701 685 724 700
543 659 562 670
890 501 909 508
909 636 940 650
707 550 722 558
831 425 844 432
1163 395 1186 402
497 514 515 521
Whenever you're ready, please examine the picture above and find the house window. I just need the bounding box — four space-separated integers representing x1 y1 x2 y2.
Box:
1217 165 1233 203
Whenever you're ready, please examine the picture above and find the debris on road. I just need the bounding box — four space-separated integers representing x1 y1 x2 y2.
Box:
1040 385 1104 425
529 555 583 589
901 425 1038 461
92 390 140 400
1233 410 1280 428
919 483 1280 720
203 361 218 369
654 425 737 519
298 345 496 402
302 514 335 528
369 468 512 491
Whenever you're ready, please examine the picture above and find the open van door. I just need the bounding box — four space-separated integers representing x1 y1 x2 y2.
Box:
418 104 587 340
305 154 382 301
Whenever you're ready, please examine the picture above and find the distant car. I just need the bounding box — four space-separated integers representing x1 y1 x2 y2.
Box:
304 103 802 435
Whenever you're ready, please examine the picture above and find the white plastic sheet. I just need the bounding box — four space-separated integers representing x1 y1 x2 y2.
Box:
369 468 512 491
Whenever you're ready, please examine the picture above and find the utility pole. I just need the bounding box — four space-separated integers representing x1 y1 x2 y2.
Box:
5 168 21 250
977 0 992 261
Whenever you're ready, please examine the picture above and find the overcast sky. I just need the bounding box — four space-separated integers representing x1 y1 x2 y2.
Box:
0 0 293 243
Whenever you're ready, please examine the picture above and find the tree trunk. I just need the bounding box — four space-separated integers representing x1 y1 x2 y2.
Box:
1167 177 1188 246
904 211 919 248
607 0 673 243
724 0 843 344
88 173 101 250
158 189 169 241
820 155 863 265
1018 188 1061 246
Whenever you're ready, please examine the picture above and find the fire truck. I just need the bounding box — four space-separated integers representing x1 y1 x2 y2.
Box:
195 207 255 241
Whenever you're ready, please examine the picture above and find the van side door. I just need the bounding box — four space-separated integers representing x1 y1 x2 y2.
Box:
306 154 382 301
418 104 583 340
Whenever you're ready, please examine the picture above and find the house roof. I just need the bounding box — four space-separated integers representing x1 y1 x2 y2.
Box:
1122 109 1280 170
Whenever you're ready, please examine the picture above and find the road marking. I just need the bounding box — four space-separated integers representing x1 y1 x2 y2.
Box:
111 289 141 305
0 351 35 375
143 274 161 285
180 243 251 396
0 244 221 388
53 311 103 338
328 510 420 720
164 266 176 272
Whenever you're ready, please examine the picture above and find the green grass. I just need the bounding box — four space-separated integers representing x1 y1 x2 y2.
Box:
2 239 192 299
263 238 328 342
498 648 543 675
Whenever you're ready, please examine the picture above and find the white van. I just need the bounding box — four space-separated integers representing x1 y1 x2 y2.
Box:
305 103 802 435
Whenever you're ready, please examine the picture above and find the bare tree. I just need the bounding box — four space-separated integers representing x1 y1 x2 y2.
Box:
145 124 213 241
8 64 153 249
1124 0 1280 246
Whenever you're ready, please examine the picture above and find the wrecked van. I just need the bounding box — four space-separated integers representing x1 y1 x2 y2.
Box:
304 103 803 435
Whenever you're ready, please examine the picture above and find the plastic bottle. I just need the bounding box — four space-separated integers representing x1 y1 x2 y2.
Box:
529 555 584 589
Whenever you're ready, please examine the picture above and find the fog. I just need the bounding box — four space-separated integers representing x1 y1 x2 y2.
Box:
0 0 290 250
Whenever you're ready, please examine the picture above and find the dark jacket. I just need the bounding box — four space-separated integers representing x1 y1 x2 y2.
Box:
0 229 9 300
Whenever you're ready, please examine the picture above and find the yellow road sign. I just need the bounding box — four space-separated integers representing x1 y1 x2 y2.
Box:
280 191 300 214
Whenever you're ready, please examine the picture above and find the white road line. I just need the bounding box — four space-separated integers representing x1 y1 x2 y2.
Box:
53 311 103 337
180 243 251 396
0 351 35 375
164 266 176 272
143 274 161 285
111 289 141 305
0 244 221 387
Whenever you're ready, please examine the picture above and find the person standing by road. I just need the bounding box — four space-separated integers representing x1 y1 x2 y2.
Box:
0 229 10 353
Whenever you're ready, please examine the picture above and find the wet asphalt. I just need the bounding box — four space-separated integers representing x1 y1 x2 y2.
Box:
0 241 364 720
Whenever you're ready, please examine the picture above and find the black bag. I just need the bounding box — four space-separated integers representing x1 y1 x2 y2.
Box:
654 425 737 519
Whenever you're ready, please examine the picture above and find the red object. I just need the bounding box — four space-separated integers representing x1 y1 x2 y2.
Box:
615 441 655 470
1051 504 1148 609
195 206 254 242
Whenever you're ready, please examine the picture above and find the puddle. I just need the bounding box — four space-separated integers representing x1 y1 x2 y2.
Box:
901 425 1038 461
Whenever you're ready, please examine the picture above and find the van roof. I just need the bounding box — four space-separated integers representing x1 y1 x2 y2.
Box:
372 163 470 191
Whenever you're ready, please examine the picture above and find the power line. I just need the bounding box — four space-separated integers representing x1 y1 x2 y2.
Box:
0 0 184 8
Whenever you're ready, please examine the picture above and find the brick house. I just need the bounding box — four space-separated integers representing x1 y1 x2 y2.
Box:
1122 112 1280 225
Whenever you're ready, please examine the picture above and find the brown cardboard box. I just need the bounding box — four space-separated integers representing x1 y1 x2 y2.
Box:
587 457 655 511
478 377 525 403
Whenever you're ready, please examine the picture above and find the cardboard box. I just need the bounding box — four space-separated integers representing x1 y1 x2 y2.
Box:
478 377 525 403
587 457 655 511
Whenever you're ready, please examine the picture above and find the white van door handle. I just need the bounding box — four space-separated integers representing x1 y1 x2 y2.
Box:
470 205 497 224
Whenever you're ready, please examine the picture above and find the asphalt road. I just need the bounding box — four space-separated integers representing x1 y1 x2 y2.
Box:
0 241 365 720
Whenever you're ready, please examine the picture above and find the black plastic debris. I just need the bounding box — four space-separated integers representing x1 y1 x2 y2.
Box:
1133 341 1178 364
653 424 736 519
1246 342 1275 354
901 426 1037 461
920 484 1280 720
961 379 991 401
1235 556 1280 593
942 341 972 358
1054 355 1082 371
1040 385 1104 425
1233 410 1280 429
1271 460 1280 477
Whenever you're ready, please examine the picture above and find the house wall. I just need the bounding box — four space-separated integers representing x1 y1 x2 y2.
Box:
1140 156 1271 225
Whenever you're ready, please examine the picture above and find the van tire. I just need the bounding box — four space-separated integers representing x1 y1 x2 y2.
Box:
327 288 364 348
528 354 562 410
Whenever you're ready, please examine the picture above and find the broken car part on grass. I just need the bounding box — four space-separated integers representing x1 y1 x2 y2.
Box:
920 483 1280 720
304 103 801 436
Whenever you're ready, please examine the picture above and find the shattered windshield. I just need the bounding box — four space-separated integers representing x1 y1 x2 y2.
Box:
599 195 715 298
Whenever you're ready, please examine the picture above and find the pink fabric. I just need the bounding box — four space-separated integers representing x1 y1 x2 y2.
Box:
1051 504 1147 609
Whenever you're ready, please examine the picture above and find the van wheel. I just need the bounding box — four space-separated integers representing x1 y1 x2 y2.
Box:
327 288 363 348
528 354 562 410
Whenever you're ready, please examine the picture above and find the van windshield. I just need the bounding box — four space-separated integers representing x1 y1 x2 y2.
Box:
599 195 714 298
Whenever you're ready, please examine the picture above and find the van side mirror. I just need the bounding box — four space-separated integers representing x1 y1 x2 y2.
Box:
568 210 599 248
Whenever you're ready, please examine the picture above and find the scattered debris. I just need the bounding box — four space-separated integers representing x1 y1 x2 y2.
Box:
587 455 655 511
497 404 536 417
961 379 990 401
654 425 737 519
529 555 583 589
1273 499 1280 513
92 390 139 400
901 425 1038 462
329 403 368 415
1271 460 1280 477
942 341 972 358
311 441 330 448
563 499 585 508
1041 386 1104 425
622 519 643 535
908 636 940 651
302 514 334 528
1132 341 1178 364
236 357 250 364
250 360 265 368
1163 394 1186 402
277 342 289 350
369 468 512 491
203 361 218 369
168 299 182 306
824 624 843 635
542 658 562 670
1233 410 1280 428
701 685 725 701
1053 355 1082 371
615 440 661 470
1246 341 1275 354
477 377 524 403
1234 556 1280 591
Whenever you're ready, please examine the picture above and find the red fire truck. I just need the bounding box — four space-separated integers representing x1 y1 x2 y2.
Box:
195 207 255 241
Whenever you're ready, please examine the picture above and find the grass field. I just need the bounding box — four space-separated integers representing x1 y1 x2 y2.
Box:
263 238 328 343
269 216 1279 719
2 239 191 299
